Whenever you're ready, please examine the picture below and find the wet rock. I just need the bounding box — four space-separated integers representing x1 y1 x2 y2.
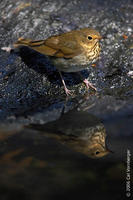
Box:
0 1 133 123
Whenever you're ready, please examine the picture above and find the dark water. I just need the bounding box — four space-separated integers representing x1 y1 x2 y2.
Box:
0 109 132 200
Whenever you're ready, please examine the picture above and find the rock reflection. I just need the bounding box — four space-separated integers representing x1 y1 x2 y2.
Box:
28 110 110 158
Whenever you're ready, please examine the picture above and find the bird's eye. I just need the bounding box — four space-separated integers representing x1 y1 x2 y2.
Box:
95 151 100 155
88 36 92 40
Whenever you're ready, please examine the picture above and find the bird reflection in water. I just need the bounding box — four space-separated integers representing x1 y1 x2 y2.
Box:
28 110 111 158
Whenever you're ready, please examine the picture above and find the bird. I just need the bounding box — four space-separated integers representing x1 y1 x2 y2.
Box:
27 109 111 159
3 28 102 95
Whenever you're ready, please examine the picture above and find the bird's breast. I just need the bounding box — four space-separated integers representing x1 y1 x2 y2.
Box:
86 42 100 61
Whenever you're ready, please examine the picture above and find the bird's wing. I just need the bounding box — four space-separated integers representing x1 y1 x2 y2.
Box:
44 34 83 58
14 34 83 58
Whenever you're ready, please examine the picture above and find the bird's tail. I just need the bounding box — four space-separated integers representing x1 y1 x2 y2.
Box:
13 38 45 48
13 38 57 56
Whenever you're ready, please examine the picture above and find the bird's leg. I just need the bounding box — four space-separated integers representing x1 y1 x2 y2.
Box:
78 72 97 91
58 71 72 96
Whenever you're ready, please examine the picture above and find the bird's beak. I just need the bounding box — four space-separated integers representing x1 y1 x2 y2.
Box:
98 36 103 40
100 36 107 39
93 35 102 40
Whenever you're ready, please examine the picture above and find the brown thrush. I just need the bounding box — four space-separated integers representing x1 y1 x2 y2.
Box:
12 28 102 95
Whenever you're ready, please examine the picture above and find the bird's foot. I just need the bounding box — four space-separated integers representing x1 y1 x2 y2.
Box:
83 79 97 91
64 87 73 96
58 71 74 96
